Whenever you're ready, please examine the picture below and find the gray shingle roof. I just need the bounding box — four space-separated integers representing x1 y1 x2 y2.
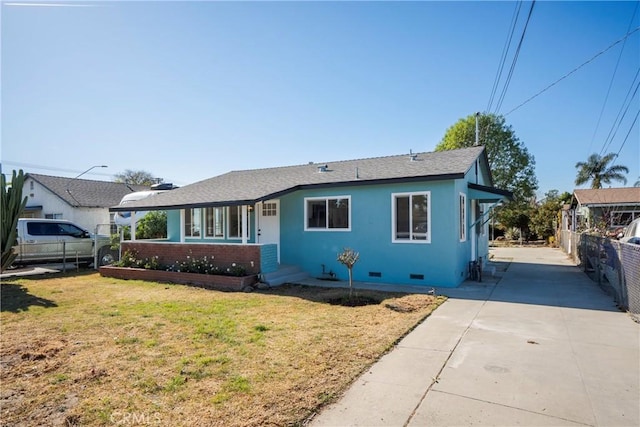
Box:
110 146 488 212
574 188 640 206
27 173 148 208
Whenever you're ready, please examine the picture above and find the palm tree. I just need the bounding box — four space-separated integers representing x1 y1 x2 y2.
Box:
575 153 628 189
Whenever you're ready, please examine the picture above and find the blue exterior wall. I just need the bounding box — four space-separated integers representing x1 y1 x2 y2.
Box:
260 244 278 274
279 180 467 287
459 159 493 273
161 155 499 288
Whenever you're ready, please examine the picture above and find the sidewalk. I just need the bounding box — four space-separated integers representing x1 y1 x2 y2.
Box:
309 247 639 426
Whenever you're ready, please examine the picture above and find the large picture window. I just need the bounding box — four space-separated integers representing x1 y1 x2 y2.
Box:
304 196 350 231
459 193 467 242
185 208 201 237
392 192 430 243
205 207 224 238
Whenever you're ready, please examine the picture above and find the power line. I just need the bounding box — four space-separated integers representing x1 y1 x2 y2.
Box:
1 160 114 178
587 1 639 155
614 108 639 158
599 72 640 156
504 25 640 116
494 0 536 114
487 1 523 113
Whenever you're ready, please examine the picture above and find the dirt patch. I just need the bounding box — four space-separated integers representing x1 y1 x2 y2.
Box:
384 294 437 312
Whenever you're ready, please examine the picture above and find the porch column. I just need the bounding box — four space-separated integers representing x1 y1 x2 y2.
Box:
180 209 185 243
471 200 477 261
131 211 137 241
241 205 248 245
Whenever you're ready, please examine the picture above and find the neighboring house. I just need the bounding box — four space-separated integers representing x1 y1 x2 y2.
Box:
22 173 147 233
110 146 511 288
565 187 640 233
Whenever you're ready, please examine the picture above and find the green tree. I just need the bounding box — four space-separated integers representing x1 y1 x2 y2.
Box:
136 211 167 239
497 201 533 239
436 113 538 202
574 153 628 189
113 211 167 247
114 169 159 186
530 190 571 240
1 170 28 271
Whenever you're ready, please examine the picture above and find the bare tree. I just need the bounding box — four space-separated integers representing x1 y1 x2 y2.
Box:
114 170 160 186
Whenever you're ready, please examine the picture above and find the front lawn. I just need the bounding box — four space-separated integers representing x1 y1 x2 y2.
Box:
0 273 443 426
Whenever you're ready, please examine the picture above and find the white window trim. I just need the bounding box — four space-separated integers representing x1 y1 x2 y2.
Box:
185 208 202 239
460 193 467 242
391 191 431 244
304 195 352 232
227 206 250 239
204 207 226 239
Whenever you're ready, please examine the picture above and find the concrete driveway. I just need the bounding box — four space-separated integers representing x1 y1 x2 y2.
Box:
310 247 639 426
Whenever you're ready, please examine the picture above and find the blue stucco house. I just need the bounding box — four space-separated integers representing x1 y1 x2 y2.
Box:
110 146 511 288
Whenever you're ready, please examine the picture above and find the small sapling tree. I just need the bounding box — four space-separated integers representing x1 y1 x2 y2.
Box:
337 247 359 299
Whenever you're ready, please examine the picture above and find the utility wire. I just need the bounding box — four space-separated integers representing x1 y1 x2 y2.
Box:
599 75 640 156
1 160 113 177
487 1 523 113
494 0 536 114
504 25 640 116
588 1 639 155
614 108 639 158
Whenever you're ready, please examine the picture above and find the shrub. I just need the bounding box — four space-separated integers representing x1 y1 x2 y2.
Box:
113 251 248 277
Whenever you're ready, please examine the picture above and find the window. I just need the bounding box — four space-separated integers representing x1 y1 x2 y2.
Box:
304 196 350 230
459 193 467 242
185 208 201 237
45 213 63 219
262 202 277 217
205 207 224 238
392 192 430 242
228 206 249 239
27 221 85 237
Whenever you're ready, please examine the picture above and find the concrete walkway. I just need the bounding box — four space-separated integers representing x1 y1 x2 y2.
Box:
309 247 639 427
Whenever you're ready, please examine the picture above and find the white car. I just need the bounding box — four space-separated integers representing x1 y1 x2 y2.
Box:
14 218 115 266
620 217 640 244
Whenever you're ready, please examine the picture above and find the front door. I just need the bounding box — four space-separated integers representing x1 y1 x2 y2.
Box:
256 200 280 262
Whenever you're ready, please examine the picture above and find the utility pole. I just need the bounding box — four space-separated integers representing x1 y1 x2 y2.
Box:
475 112 480 146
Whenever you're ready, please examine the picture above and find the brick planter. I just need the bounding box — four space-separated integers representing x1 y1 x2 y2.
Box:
100 266 258 292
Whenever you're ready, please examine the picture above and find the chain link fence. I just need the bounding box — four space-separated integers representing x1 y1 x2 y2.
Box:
560 230 640 320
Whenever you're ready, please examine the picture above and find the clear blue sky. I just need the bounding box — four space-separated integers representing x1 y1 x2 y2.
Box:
2 1 639 198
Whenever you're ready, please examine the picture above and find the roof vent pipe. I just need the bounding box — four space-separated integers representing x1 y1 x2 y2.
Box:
409 149 418 161
317 164 328 173
355 167 359 179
